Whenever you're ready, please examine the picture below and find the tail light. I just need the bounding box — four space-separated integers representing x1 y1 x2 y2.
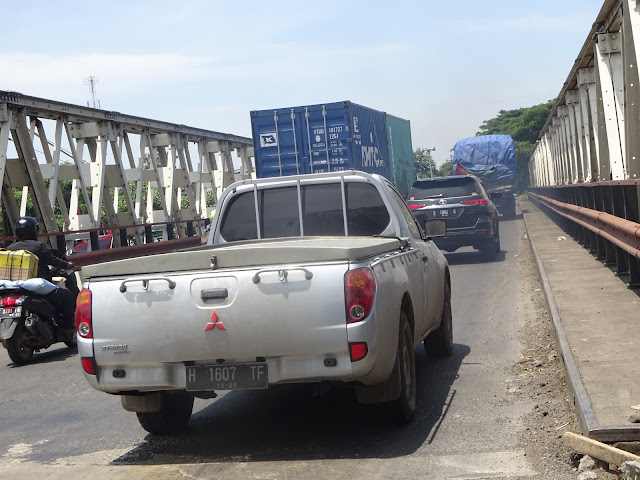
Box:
345 268 376 323
408 204 423 210
1 296 23 306
75 289 92 339
461 199 488 206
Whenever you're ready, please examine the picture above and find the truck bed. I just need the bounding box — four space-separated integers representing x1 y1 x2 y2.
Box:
81 236 402 279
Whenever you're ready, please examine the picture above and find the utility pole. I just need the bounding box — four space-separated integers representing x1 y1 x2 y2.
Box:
426 147 436 178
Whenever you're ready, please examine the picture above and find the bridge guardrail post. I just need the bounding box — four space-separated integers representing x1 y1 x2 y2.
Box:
90 231 99 252
611 187 629 277
602 186 618 266
144 225 153 244
119 228 128 248
167 223 175 241
593 185 607 260
623 184 640 287
187 221 194 237
56 234 66 254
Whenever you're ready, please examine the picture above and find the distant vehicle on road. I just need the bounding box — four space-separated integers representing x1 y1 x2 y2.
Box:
407 175 501 260
452 135 517 219
70 232 112 254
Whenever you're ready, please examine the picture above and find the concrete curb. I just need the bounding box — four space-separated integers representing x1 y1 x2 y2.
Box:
522 199 640 442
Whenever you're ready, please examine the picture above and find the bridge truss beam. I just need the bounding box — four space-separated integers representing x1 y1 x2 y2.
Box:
0 91 254 248
531 0 640 187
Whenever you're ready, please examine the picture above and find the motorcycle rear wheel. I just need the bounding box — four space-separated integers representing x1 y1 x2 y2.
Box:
6 323 34 365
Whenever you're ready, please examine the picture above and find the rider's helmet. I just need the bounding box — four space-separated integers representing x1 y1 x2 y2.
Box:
15 216 39 241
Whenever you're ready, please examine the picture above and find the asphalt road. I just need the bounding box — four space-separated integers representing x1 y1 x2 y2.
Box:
0 216 548 480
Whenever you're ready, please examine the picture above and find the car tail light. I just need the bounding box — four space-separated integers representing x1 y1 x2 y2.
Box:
461 199 488 206
1 296 23 306
345 268 376 323
408 204 423 210
81 357 96 375
349 342 368 362
75 289 93 339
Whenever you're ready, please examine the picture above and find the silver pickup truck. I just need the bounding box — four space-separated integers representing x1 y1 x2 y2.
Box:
76 171 452 433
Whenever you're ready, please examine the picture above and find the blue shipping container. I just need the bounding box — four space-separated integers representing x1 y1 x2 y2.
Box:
251 101 392 180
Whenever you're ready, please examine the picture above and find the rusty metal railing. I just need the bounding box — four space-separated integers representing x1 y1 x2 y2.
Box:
528 188 640 288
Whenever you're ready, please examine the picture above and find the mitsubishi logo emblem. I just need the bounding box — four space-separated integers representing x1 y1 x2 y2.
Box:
205 311 226 331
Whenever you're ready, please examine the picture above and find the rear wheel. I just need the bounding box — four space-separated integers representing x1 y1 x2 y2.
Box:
480 223 500 260
387 311 416 424
6 322 34 365
424 280 453 356
136 392 194 434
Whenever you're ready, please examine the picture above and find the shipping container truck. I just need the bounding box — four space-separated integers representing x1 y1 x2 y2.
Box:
452 135 517 219
250 101 415 196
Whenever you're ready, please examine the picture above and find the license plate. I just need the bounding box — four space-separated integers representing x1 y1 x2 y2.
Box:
0 307 21 317
185 363 268 391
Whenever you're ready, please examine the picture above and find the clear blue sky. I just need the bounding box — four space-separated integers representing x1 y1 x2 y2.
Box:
2 0 603 165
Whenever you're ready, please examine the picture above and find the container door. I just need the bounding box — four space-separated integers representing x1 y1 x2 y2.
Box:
251 109 307 178
385 114 415 197
296 103 353 174
348 104 390 179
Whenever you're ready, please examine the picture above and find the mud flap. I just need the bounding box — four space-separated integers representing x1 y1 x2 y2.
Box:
354 352 402 404
121 393 163 413
0 318 18 341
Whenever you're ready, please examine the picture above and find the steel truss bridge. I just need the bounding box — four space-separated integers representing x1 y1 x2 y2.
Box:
0 90 254 253
529 0 640 287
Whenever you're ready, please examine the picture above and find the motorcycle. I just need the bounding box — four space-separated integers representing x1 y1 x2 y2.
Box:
0 270 77 365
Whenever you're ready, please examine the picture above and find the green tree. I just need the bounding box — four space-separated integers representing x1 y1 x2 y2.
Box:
413 148 437 179
438 160 454 177
476 99 554 190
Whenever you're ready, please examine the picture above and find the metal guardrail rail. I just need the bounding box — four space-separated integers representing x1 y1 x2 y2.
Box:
528 187 640 287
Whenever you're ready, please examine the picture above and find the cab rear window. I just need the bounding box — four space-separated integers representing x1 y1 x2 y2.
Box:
219 182 390 241
408 177 479 199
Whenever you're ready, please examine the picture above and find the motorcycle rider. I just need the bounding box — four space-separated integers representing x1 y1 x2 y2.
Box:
6 216 77 330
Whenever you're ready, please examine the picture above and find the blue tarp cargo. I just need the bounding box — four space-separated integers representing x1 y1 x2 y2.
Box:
453 134 517 217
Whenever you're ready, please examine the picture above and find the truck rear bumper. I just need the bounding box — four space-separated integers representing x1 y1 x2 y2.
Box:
81 351 380 394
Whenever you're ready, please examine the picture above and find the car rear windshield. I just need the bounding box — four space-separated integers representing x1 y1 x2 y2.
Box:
408 177 480 199
219 181 390 241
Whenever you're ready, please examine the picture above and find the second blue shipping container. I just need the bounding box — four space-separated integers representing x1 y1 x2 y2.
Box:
251 101 413 193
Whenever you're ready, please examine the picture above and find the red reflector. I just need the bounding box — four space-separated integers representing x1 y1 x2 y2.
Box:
461 199 488 206
81 357 96 375
408 204 422 210
1 296 21 306
349 342 368 362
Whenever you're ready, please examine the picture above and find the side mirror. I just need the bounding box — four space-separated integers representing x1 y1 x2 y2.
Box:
490 192 503 200
424 219 446 238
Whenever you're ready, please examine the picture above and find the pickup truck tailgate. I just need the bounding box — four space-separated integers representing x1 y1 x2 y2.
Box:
89 262 350 366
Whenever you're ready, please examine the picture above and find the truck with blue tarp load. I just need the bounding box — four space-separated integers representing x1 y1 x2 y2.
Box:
452 135 517 219
250 101 415 196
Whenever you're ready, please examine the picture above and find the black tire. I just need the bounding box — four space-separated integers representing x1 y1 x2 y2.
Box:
388 311 416 424
480 223 500 260
6 322 34 365
424 280 453 357
64 331 77 349
501 202 517 220
136 392 194 434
